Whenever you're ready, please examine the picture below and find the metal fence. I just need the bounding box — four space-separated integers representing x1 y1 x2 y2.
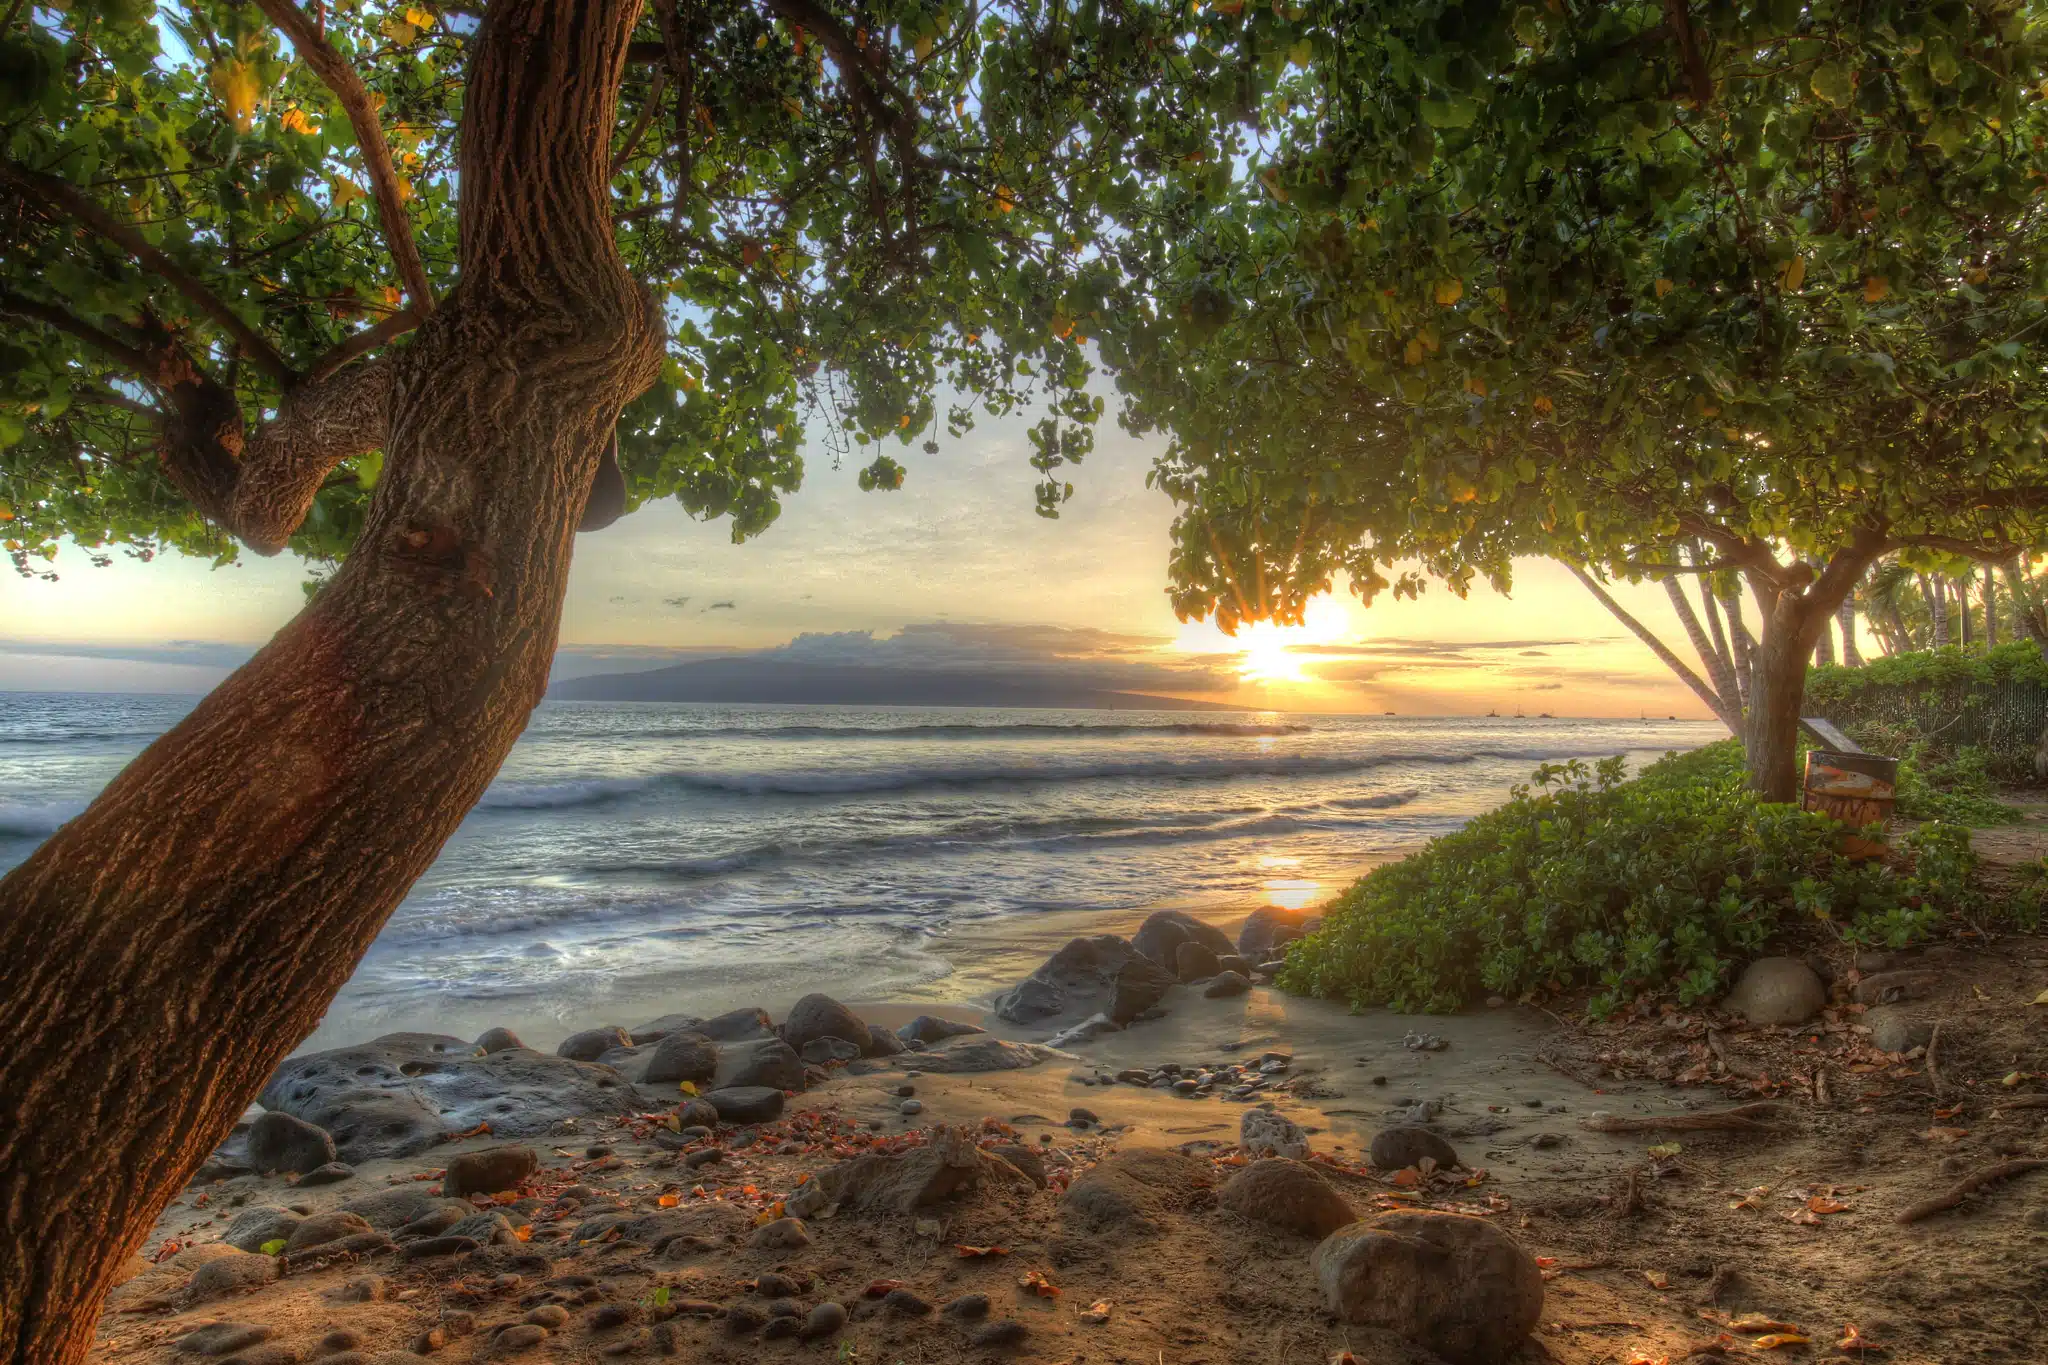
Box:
1820 681 2048 782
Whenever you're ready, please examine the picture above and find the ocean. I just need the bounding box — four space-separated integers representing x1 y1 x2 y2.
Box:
0 692 1718 1048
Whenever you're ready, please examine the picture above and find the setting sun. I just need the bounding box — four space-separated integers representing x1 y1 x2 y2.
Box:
1174 593 1358 685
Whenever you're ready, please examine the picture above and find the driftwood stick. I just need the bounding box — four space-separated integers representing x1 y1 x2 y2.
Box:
1995 1095 2048 1112
1581 1102 1781 1134
1895 1158 2046 1225
1925 1020 1947 1100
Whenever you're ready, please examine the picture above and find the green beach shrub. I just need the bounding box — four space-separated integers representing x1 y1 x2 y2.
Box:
1279 742 1984 1017
1894 746 2025 828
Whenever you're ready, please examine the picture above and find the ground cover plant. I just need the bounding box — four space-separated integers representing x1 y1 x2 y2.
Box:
1280 742 1984 1017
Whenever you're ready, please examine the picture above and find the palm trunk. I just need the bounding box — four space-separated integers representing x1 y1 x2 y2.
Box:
1920 574 1950 648
1567 563 1741 732
1838 600 1863 666
1983 570 1997 647
1813 614 1835 666
1718 588 1756 710
1958 574 1974 648
0 6 660 1362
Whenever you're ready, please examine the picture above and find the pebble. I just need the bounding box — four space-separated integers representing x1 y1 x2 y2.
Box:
602 1328 655 1356
895 1084 916 1097
524 1305 570 1329
585 1143 613 1159
1171 1079 1200 1095
491 1323 549 1352
590 1303 638 1329
726 1303 768 1334
652 1321 679 1354
442 1311 477 1337
971 1320 1030 1346
751 1216 811 1250
338 1277 388 1303
883 1288 933 1315
1068 1107 1098 1126
941 1293 991 1319
684 1148 725 1170
1530 1133 1564 1150
1114 1069 1149 1085
319 1329 364 1353
802 1302 849 1339
906 1069 922 1078
899 1099 924 1115
174 1323 273 1356
761 1316 801 1340
413 1325 448 1353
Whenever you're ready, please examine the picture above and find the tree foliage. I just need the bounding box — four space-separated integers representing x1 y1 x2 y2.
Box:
1 0 1316 577
1103 0 2048 627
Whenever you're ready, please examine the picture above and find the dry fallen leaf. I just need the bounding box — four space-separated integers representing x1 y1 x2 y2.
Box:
1019 1269 1060 1298
1754 1334 1812 1349
1727 1315 1804 1333
1837 1323 1886 1353
1644 1270 1670 1290
1390 1167 1424 1188
955 1245 1009 1258
1933 1103 1965 1119
1808 1195 1849 1214
1081 1301 1112 1325
863 1280 905 1297
1919 1126 1969 1143
657 1193 680 1208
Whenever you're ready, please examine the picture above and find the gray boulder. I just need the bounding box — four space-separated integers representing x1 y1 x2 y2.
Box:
800 1036 862 1064
713 1036 806 1091
1724 957 1825 1026
441 1145 538 1199
1175 940 1221 982
1236 906 1319 962
642 1030 719 1085
627 1013 702 1045
899 1036 1061 1074
556 1026 631 1062
1312 1210 1543 1364
1864 1004 1935 1054
991 935 1177 1026
259 1033 641 1161
337 1186 456 1231
703 1086 784 1124
781 994 877 1054
246 1111 337 1176
1132 910 1234 971
696 1006 776 1042
897 1015 985 1046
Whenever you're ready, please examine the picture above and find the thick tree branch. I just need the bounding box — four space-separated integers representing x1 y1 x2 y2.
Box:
764 0 927 173
253 0 436 315
0 289 157 375
1890 532 2023 562
304 305 421 385
1666 573 1742 718
1566 562 1740 731
1661 0 1714 107
1 161 294 385
1673 511 1796 589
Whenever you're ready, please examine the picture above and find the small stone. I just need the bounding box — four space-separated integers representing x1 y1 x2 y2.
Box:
700 1086 784 1124
524 1305 571 1328
442 1311 478 1337
1723 957 1826 1026
1371 1075 1387 1086
1172 1078 1199 1095
443 1146 539 1200
899 1099 923 1116
413 1325 448 1353
760 1316 801 1341
1203 970 1251 998
602 1328 655 1356
676 1098 721 1129
174 1322 274 1356
971 1320 1030 1347
755 1272 801 1299
1114 1068 1148 1085
284 1210 373 1253
1369 1127 1461 1172
337 1276 388 1303
591 1304 639 1330
895 1084 916 1098
1241 1106 1309 1160
725 1303 768 1334
556 1026 631 1062
585 1143 613 1159
475 1026 524 1054
1068 1107 1098 1126
222 1206 302 1253
941 1292 991 1319
492 1323 549 1353
319 1329 364 1354
1530 1132 1564 1150
1486 995 1506 1008
751 1216 811 1250
247 1110 339 1176
991 1143 1047 1188
652 1321 679 1354
683 1148 726 1170
802 1302 849 1339
1864 1005 1935 1054
1219 1158 1356 1238
883 1288 933 1315
297 1161 355 1187
1313 1210 1543 1365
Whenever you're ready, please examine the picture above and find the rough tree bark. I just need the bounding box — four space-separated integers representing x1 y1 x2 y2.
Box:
1740 541 1878 801
1813 612 1836 666
1838 600 1863 666
0 4 661 1362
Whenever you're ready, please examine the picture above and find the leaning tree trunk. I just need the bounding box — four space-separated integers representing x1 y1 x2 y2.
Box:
1742 554 1872 802
0 5 661 1362
1838 600 1862 666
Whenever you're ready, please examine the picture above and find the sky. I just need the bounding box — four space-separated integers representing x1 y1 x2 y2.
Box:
0 398 1780 720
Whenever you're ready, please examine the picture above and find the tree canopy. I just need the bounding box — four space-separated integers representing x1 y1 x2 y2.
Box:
2 0 1321 580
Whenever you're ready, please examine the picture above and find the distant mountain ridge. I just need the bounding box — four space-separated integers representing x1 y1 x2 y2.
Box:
549 658 1239 711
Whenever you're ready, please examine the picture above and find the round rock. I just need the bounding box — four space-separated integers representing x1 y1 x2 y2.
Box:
442 1145 538 1199
704 1086 785 1124
246 1111 338 1176
1174 940 1221 982
1203 970 1251 998
801 1302 848 1339
1312 1210 1543 1365
1369 1126 1460 1172
1241 1106 1309 1160
555 1026 631 1062
474 1026 524 1054
1864 1004 1934 1054
1722 956 1825 1027
1219 1157 1356 1238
